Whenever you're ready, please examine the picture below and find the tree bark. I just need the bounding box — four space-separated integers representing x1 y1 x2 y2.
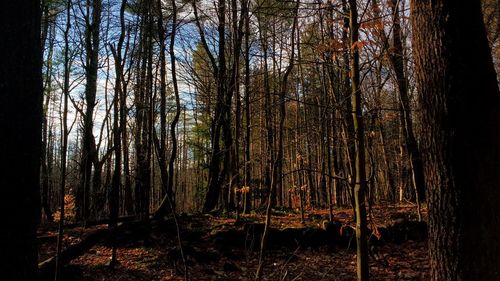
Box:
108 0 127 267
0 1 42 279
155 0 170 202
54 1 72 279
134 1 153 221
348 0 369 280
193 0 228 212
78 0 102 223
388 0 425 218
243 2 252 213
411 0 500 279
156 0 182 216
41 19 56 223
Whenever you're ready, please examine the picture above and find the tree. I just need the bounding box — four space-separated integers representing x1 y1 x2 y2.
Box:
154 0 171 206
54 0 72 279
411 0 500 279
77 0 102 223
134 0 154 221
243 2 252 213
0 1 43 279
40 0 62 223
155 0 182 216
348 0 369 280
387 0 425 220
192 0 227 212
108 0 127 267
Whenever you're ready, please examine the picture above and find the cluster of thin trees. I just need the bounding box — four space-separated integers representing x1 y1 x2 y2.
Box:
1 0 499 280
37 0 436 223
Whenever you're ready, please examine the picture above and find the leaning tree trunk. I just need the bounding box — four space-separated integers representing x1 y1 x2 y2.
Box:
411 0 500 280
0 1 42 279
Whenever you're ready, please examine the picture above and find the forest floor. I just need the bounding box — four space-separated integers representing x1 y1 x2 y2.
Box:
38 204 429 281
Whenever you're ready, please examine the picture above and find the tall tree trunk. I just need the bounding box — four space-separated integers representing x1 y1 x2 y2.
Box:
135 1 153 221
41 21 56 223
388 0 424 219
78 0 102 223
243 3 252 213
155 0 170 201
195 0 227 212
318 7 334 212
348 0 369 280
263 31 274 208
121 45 133 215
0 1 42 279
108 0 127 267
275 0 299 209
411 0 500 280
220 0 248 212
156 0 182 215
341 0 356 204
54 2 72 279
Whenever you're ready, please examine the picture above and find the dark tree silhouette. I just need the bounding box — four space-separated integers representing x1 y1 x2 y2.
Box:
412 0 500 279
0 1 43 280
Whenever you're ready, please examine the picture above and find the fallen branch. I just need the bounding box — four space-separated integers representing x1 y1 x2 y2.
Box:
39 228 110 280
212 220 428 251
37 235 58 243
62 215 137 229
38 215 137 232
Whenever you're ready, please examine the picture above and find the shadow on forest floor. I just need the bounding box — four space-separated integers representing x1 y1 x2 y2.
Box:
40 204 430 280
